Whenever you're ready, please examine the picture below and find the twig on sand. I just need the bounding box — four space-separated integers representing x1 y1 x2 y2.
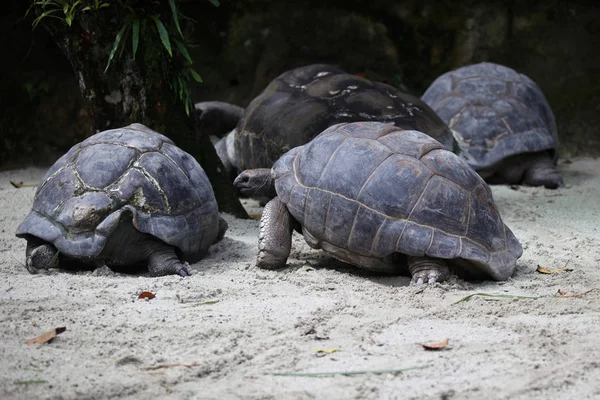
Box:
453 293 541 304
454 288 595 304
270 365 429 377
142 363 201 370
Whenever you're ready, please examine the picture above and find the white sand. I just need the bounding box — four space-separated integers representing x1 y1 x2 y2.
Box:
0 158 599 400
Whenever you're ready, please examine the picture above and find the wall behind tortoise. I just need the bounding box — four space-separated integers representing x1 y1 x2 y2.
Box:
1 0 598 168
188 0 600 158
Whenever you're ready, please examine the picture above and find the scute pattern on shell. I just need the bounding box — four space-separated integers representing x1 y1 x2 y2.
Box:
236 64 456 171
421 62 558 170
16 123 220 261
272 122 522 280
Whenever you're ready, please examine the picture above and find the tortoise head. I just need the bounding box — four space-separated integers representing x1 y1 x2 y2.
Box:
55 191 114 233
233 168 276 199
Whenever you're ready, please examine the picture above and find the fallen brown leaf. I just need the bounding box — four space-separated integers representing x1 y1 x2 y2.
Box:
536 261 572 275
421 338 449 351
26 327 66 345
138 291 155 300
248 214 262 220
9 181 37 188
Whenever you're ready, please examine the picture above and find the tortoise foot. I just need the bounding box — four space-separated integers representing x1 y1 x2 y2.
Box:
524 168 564 189
148 247 192 277
523 154 564 189
26 243 59 273
256 250 286 270
408 256 450 285
91 264 115 276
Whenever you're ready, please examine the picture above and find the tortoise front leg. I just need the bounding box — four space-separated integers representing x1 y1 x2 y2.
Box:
257 197 293 269
408 256 450 285
523 154 564 189
25 239 59 273
147 244 191 277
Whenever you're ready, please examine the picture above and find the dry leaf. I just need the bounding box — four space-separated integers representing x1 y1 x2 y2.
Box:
138 291 156 300
248 214 262 220
509 185 520 190
536 261 572 275
26 327 66 345
315 348 338 357
9 181 36 188
421 338 449 351
555 289 594 298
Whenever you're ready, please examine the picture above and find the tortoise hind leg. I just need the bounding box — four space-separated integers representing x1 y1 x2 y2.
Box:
522 153 564 189
257 197 293 269
408 256 450 285
147 245 191 277
25 238 59 273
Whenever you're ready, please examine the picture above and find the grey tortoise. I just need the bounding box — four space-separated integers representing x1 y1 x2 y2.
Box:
199 64 456 181
421 62 563 189
16 123 228 277
234 121 522 284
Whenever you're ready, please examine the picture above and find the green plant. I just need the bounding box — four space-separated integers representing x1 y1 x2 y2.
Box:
27 0 219 115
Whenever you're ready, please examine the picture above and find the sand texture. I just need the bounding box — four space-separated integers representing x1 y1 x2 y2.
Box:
0 158 599 400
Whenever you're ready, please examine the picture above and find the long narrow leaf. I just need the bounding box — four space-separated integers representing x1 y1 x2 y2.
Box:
174 39 193 64
168 0 183 38
104 23 130 72
189 68 202 83
132 19 140 59
151 16 172 57
207 0 220 6
32 9 60 29
453 293 541 304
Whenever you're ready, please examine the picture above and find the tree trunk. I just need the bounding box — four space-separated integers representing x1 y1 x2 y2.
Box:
36 4 248 218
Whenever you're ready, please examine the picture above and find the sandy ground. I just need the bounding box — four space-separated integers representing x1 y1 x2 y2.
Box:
0 158 599 400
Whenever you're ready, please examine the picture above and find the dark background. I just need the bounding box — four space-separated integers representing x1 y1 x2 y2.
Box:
2 0 599 169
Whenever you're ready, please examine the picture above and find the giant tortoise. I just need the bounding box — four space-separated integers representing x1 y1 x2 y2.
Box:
421 62 563 188
200 64 456 180
234 121 522 284
16 123 227 276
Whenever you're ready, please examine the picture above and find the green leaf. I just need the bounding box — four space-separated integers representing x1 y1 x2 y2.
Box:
31 9 60 29
151 16 172 57
100 3 111 8
168 0 183 38
189 68 202 83
65 15 72 26
132 19 140 59
174 39 192 64
104 23 130 73
207 0 220 7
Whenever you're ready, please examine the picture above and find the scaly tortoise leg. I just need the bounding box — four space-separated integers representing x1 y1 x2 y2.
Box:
257 197 293 269
25 239 59 273
408 256 450 285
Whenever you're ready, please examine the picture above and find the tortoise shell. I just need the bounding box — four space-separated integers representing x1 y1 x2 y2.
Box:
235 64 456 171
16 123 222 262
272 121 522 280
421 62 558 170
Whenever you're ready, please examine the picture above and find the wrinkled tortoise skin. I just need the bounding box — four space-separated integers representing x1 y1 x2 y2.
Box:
421 62 558 171
272 121 522 280
236 64 456 171
16 123 223 270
